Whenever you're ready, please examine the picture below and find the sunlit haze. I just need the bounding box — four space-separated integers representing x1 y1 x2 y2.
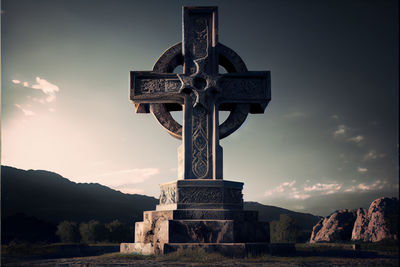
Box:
1 0 398 216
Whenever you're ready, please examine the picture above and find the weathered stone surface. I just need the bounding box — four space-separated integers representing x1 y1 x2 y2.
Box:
169 220 235 243
159 179 243 206
310 197 399 243
121 243 155 255
123 6 271 255
163 243 270 257
351 208 369 241
130 6 270 180
143 209 258 222
126 179 269 255
310 209 357 243
352 197 399 242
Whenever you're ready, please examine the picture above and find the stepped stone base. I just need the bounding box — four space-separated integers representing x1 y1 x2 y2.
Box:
120 179 270 256
121 242 270 257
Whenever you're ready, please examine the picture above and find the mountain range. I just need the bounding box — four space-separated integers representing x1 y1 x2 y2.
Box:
1 165 321 243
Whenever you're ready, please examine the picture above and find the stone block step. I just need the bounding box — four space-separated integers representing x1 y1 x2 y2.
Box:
168 219 269 243
163 242 270 257
143 209 258 222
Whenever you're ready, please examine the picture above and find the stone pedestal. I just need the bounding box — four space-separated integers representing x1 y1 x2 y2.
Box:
121 179 270 256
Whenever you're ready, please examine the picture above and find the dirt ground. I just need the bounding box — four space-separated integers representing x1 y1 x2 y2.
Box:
2 254 398 267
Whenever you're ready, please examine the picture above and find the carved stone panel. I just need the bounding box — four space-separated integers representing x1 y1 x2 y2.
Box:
223 188 243 204
178 187 223 203
191 105 209 178
160 184 177 205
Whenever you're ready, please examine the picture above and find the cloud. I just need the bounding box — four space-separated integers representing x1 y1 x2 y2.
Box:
347 135 364 143
264 180 296 196
357 167 368 173
14 104 35 116
284 111 305 119
31 77 59 102
291 193 311 200
344 180 384 192
12 76 60 103
264 180 311 200
363 150 386 161
304 183 342 194
31 77 59 94
333 124 347 137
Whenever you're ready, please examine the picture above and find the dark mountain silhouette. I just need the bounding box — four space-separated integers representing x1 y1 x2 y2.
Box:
1 166 158 225
1 165 321 243
244 202 321 231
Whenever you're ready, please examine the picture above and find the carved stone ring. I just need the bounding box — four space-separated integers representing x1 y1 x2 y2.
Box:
136 42 251 140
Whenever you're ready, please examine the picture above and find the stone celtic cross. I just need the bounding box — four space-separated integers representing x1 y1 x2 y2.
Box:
130 6 270 180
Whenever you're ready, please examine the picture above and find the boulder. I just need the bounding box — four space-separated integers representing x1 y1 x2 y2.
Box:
310 209 357 243
351 208 369 241
352 197 398 242
310 197 399 243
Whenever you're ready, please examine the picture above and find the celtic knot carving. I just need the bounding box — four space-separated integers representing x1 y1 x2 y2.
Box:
192 106 208 178
193 17 208 58
219 78 261 98
179 187 223 203
159 185 177 204
139 79 180 94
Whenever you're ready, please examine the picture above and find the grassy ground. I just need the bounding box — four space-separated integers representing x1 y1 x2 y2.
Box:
2 242 399 267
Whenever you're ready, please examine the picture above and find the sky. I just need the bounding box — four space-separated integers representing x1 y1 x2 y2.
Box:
1 0 398 216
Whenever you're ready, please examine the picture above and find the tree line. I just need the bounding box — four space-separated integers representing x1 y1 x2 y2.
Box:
56 220 132 243
270 214 310 243
57 215 309 244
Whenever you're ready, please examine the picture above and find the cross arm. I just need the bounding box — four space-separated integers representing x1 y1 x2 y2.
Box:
130 71 183 105
218 71 271 113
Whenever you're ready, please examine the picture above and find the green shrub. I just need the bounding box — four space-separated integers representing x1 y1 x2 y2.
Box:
270 214 298 243
79 220 108 243
105 220 131 243
56 221 80 243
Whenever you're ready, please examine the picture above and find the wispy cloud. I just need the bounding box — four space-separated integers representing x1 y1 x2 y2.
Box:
284 111 305 119
344 180 385 192
363 150 385 161
264 180 296 196
357 167 368 173
12 76 60 103
304 183 342 195
291 192 311 200
14 104 35 116
347 135 364 143
264 180 311 200
31 77 59 102
333 125 347 137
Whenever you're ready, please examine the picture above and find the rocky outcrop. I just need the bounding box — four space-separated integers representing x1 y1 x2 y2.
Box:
351 208 369 241
310 197 398 243
352 197 398 242
310 209 357 243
